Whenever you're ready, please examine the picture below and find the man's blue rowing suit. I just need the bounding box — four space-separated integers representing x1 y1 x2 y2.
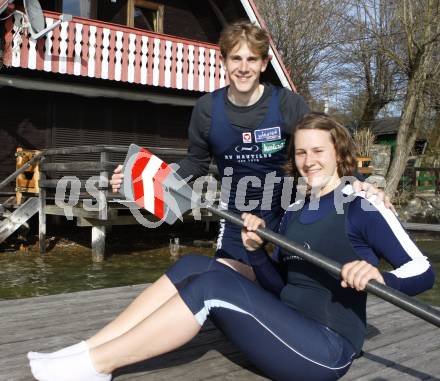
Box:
209 86 288 263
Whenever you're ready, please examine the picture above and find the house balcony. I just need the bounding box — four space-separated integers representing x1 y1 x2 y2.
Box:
3 11 228 92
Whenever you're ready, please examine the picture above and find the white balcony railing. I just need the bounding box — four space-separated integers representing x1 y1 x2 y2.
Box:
3 11 228 92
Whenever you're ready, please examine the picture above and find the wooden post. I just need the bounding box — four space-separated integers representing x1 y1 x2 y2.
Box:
412 168 417 193
434 168 440 195
91 151 109 262
38 165 46 254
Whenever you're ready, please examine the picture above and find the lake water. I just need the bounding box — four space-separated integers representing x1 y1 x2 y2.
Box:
0 226 439 306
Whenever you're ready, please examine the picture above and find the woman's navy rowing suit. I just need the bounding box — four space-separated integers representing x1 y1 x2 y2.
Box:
165 186 434 381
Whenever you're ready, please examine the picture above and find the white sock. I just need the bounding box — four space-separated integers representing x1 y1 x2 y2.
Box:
29 348 111 381
27 341 88 360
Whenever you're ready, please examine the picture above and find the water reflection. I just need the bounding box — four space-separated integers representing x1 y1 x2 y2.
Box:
0 244 215 300
0 238 438 306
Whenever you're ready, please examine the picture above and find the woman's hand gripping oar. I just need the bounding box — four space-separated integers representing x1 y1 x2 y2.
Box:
117 144 440 329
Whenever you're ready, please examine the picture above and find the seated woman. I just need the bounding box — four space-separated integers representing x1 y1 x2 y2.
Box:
28 113 434 381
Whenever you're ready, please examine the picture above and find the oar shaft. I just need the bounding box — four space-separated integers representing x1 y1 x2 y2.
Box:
206 204 440 328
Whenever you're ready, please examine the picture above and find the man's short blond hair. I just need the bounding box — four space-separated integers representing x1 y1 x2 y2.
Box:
219 20 270 59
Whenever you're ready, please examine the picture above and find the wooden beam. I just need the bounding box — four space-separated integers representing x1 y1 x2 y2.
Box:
0 197 39 244
44 205 101 219
39 179 108 189
38 169 46 253
0 74 199 106
44 145 128 156
77 215 138 227
40 161 119 172
91 151 110 262
403 222 440 232
91 226 105 263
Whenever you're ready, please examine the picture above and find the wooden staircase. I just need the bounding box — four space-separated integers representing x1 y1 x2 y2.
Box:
0 197 39 244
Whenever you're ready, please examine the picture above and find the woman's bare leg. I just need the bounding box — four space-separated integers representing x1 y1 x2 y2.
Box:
92 293 200 373
29 294 201 381
87 274 178 348
216 258 256 281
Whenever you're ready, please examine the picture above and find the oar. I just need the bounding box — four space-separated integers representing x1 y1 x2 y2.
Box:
120 145 440 328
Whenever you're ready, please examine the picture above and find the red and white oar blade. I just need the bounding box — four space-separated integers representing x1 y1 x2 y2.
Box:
120 144 193 224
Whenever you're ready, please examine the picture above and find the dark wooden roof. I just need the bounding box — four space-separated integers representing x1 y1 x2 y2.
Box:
369 117 401 136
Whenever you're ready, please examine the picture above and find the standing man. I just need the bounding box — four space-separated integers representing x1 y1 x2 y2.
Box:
111 21 383 275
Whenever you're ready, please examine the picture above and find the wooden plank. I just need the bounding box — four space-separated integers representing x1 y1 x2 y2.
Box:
39 179 108 189
0 197 39 243
402 222 440 232
351 348 440 380
40 161 119 172
92 226 105 262
77 215 138 226
45 205 101 219
42 145 187 160
91 151 110 262
342 327 439 380
1 288 437 381
44 145 128 156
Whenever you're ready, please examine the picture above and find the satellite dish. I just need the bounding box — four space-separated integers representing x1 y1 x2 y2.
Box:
0 0 72 40
23 0 45 35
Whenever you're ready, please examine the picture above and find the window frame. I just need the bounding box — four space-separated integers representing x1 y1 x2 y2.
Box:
127 0 164 33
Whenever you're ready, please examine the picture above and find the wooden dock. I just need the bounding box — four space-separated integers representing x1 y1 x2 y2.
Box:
1 285 439 381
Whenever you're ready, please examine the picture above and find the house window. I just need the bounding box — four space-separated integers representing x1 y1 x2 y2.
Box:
47 0 97 19
127 0 164 33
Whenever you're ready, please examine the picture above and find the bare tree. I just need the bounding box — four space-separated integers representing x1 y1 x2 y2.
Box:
381 0 440 196
339 0 402 128
255 0 348 103
423 47 440 159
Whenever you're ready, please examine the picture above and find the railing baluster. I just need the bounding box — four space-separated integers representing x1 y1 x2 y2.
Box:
140 36 148 84
59 20 69 74
108 29 116 80
43 18 54 72
95 26 103 79
101 28 110 79
114 31 123 81
159 38 166 87
206 48 212 92
20 15 30 69
121 31 129 82
36 32 45 70
134 34 142 84
187 45 194 91
88 25 97 77
127 33 136 83
52 18 61 74
66 21 75 74
193 46 199 91
171 41 177 89
153 38 161 86
176 43 184 89
198 46 204 92
147 36 154 85
164 40 172 88
80 24 89 76
27 31 37 69
73 22 82 75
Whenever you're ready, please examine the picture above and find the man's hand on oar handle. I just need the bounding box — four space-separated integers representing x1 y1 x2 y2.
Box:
340 260 385 292
241 213 266 251
110 164 124 193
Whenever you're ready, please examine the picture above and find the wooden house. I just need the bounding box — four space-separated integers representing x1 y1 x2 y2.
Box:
0 0 295 193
